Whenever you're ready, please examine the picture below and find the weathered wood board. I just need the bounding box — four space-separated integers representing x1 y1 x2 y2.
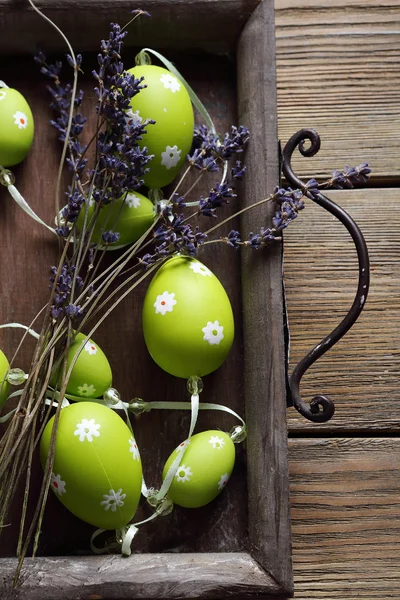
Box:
275 0 400 184
283 188 400 433
0 0 293 597
289 437 400 599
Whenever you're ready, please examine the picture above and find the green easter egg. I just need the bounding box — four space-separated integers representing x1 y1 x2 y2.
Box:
77 191 155 249
126 65 194 189
40 402 142 529
163 430 235 508
0 349 10 409
51 333 112 399
0 88 34 166
142 256 234 378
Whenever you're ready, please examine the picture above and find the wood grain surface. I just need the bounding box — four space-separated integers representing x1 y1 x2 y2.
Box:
0 0 260 55
284 188 400 433
1 553 284 600
289 437 400 599
238 1 293 594
275 0 400 183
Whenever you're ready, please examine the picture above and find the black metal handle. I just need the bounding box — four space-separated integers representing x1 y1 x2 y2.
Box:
282 128 370 423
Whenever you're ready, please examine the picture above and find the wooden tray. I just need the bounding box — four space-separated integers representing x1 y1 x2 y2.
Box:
0 1 293 597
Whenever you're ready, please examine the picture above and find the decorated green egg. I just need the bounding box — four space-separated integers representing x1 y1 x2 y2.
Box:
142 256 234 378
77 191 155 248
40 402 142 529
0 349 10 409
126 65 194 189
0 87 34 166
163 430 235 508
50 333 112 399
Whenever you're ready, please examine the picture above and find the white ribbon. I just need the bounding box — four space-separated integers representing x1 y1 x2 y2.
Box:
0 322 40 339
6 183 56 234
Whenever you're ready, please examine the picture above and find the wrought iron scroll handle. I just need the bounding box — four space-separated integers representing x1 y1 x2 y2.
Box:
282 128 370 423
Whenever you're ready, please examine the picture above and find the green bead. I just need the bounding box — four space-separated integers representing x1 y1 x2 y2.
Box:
126 65 194 189
230 424 247 444
6 368 26 386
0 88 34 166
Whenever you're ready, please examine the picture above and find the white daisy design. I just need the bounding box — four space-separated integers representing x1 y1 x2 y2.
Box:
202 321 224 345
154 291 177 315
51 473 66 496
125 193 141 209
100 488 126 512
13 111 28 129
84 341 98 355
129 437 140 461
175 465 193 483
175 439 191 453
218 473 229 491
125 108 142 127
0 91 6 101
189 261 212 277
74 418 101 442
160 73 181 93
161 145 181 169
209 435 225 450
77 383 97 397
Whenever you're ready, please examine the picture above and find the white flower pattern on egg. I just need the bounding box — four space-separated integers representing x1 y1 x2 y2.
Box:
161 145 181 169
74 418 101 442
125 193 141 209
125 108 142 127
189 262 212 277
0 91 6 102
84 341 98 355
175 465 193 483
202 321 224 345
209 435 225 450
218 473 229 491
51 473 66 496
154 291 177 315
129 437 140 461
77 383 97 397
100 488 126 512
13 111 28 129
175 439 191 453
160 73 181 93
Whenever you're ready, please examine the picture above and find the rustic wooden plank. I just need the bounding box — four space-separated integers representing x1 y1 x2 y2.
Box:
289 437 400 599
284 188 400 433
0 553 284 599
238 1 293 597
0 0 261 55
275 0 400 183
0 0 294 597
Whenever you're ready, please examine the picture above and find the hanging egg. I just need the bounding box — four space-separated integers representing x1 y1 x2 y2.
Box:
142 256 234 378
126 65 194 189
50 333 112 399
0 88 34 167
77 191 155 249
163 430 235 508
40 402 142 529
0 349 10 409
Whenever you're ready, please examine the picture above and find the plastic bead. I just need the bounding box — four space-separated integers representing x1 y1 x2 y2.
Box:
129 398 151 415
229 424 247 444
187 375 203 396
6 368 26 386
103 387 121 406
